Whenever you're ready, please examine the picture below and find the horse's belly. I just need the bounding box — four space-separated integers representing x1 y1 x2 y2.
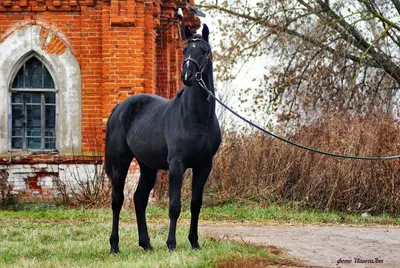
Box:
128 138 169 170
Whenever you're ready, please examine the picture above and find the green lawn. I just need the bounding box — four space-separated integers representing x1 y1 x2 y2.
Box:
198 203 400 225
1 202 398 267
0 205 290 268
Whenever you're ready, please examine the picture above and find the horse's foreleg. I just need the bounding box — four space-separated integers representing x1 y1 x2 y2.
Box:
134 164 158 250
188 163 212 250
166 157 185 251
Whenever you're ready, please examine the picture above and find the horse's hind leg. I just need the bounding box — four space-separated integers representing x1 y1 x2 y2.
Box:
109 155 133 254
134 163 157 250
188 161 212 250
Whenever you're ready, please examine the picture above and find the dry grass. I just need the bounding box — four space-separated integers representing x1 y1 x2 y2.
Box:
207 112 400 215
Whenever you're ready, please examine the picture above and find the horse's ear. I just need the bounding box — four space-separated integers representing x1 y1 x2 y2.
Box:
202 24 209 43
185 25 193 40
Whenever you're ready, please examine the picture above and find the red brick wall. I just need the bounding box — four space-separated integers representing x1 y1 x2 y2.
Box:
0 0 199 158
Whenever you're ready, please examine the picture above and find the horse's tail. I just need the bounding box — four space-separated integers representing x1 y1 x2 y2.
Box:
104 104 120 179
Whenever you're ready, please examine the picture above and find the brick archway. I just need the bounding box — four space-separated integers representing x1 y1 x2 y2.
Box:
0 25 81 155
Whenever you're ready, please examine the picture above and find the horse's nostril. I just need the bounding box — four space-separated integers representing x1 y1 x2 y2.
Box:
182 71 193 82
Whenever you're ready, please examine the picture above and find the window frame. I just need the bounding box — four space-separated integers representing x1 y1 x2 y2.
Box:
8 56 58 153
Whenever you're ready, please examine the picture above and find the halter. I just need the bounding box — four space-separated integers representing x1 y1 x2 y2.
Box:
181 37 212 81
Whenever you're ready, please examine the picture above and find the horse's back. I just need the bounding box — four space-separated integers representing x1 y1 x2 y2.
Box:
110 94 167 126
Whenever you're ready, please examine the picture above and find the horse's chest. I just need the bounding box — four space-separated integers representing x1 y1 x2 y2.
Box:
164 116 221 163
168 130 214 157
179 132 207 149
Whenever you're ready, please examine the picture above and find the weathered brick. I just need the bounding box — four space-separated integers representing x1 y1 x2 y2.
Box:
0 0 199 198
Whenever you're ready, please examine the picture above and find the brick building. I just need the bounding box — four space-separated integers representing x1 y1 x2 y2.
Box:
0 0 199 200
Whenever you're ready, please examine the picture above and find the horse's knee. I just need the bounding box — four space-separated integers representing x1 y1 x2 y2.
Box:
133 191 141 205
134 192 149 214
112 189 124 210
169 205 181 219
190 199 202 215
134 180 151 201
168 157 185 175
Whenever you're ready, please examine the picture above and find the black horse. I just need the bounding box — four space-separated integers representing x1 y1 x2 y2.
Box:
105 24 221 253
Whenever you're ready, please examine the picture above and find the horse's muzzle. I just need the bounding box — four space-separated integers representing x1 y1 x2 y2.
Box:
181 70 194 86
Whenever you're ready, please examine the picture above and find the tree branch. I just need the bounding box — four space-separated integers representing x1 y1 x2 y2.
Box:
201 4 380 68
359 0 400 32
201 1 400 85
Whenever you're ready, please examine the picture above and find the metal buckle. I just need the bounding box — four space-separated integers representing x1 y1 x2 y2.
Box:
195 72 202 81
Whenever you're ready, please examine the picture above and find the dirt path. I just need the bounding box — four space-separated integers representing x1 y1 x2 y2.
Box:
201 224 400 267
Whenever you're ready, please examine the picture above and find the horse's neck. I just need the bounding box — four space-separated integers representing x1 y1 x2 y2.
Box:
182 71 215 124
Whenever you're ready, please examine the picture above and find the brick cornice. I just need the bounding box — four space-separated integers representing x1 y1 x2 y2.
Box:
109 0 135 26
0 0 92 12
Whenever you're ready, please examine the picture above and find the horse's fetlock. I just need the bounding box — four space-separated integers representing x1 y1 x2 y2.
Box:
166 239 177 252
188 234 198 243
139 239 153 251
110 236 120 254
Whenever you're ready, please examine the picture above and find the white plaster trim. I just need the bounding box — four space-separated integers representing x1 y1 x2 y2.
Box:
0 25 81 155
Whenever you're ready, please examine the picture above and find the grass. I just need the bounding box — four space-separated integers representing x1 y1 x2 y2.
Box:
1 201 398 267
150 201 400 226
2 200 399 225
0 204 292 268
197 202 400 226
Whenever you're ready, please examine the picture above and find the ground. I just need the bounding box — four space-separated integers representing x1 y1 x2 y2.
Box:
1 204 399 267
201 224 400 267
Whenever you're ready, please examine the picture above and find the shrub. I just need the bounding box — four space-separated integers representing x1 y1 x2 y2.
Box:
207 112 400 215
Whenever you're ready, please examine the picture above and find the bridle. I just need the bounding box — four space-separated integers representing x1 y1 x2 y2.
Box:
181 37 212 81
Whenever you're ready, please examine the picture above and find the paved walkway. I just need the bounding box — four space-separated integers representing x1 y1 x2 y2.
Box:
201 225 400 267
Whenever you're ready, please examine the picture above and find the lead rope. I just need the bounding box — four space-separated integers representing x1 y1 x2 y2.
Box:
196 74 400 161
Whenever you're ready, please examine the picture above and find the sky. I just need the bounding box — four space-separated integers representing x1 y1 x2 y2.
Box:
194 9 275 129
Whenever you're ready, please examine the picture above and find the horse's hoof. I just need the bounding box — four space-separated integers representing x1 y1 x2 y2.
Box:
141 244 153 251
110 247 120 254
167 244 176 252
192 245 201 251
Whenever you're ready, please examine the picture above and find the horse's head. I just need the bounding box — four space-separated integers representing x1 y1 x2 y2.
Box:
181 24 212 87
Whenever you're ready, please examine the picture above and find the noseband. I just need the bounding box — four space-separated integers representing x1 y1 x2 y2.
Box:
181 38 212 81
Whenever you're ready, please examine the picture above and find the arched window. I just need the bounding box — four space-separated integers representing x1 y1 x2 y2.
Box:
10 57 57 150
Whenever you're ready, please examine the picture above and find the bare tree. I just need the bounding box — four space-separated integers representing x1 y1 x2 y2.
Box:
200 0 400 122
